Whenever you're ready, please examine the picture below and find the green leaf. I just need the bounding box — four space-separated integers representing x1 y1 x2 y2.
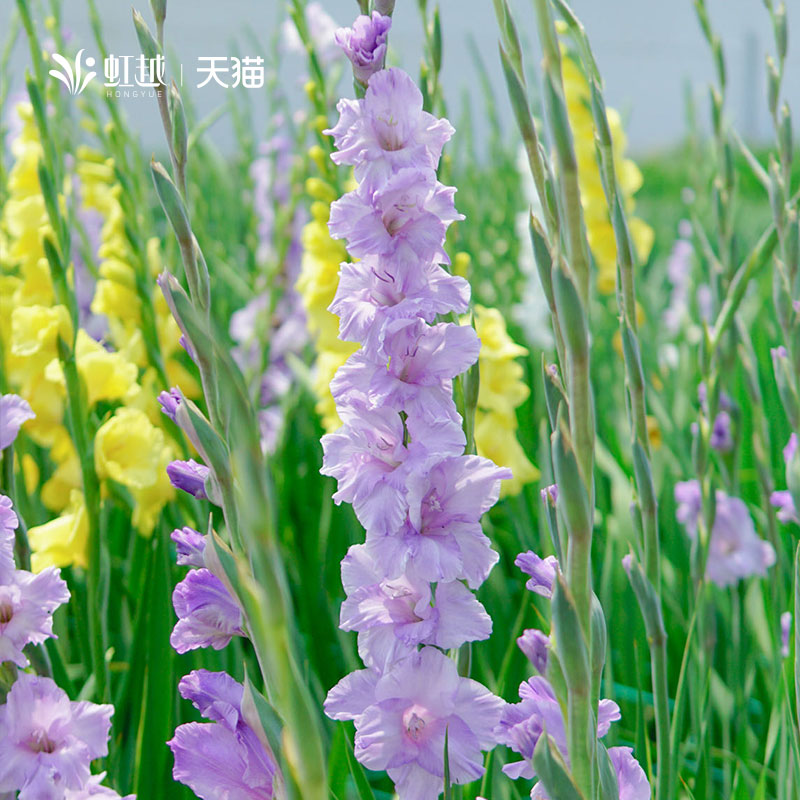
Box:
342 726 376 800
532 731 585 800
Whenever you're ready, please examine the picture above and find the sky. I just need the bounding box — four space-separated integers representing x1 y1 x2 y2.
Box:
3 0 799 156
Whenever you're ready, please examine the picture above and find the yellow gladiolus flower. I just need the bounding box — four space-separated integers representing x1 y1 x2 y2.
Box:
468 306 539 497
475 410 540 498
28 491 89 571
472 306 529 361
94 407 170 490
296 189 357 428
130 447 175 536
557 25 653 294
313 348 356 433
10 304 72 363
44 329 140 406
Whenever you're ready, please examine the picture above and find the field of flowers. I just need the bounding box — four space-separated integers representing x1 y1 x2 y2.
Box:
1 0 799 798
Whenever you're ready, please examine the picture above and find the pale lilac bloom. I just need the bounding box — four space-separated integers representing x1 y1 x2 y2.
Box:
785 433 798 463
674 479 702 533
366 455 509 588
1 495 17 581
331 319 480 423
179 333 196 363
249 124 294 264
230 292 270 372
606 746 651 800
710 410 733 452
675 480 776 587
772 433 799 523
697 381 732 412
171 526 206 567
0 495 69 668
70 173 108 341
166 459 209 500
494 675 620 780
169 670 276 800
782 611 792 658
329 256 469 355
281 1 340 64
517 629 549 674
328 167 462 266
0 673 113 797
771 490 797 524
531 745 650 799
325 647 503 799
170 569 244 654
325 68 454 191
1 394 35 449
233 136 308 455
64 773 134 799
697 284 713 322
663 236 693 335
540 483 558 507
515 551 559 598
0 566 70 668
773 344 789 362
335 12 391 85
339 544 491 670
157 388 182 422
321 399 465 535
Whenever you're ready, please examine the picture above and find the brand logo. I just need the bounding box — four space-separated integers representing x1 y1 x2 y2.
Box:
49 49 97 95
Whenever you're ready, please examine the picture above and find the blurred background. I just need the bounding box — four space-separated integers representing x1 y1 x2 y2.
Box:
4 0 799 155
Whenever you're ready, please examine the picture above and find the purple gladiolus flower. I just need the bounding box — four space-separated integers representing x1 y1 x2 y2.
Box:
330 257 470 354
674 479 702 532
0 673 113 797
0 495 69 668
366 455 509 588
1 495 18 581
64 773 134 799
282 1 340 65
321 399 465 535
710 410 733 452
157 388 182 422
785 433 798 463
171 526 206 567
771 490 797 524
321 51 504 798
331 319 480 423
335 12 391 85
170 569 244 654
0 394 35 449
0 566 70 668
529 745 651 800
782 611 792 658
167 459 209 500
663 234 693 335
325 647 503 799
325 68 454 192
494 675 621 781
517 629 549 674
540 483 558 507
339 544 491 670
515 551 559 597
169 670 277 800
328 167 462 266
64 774 133 798
772 433 799 523
605 746 652 800
674 480 776 587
